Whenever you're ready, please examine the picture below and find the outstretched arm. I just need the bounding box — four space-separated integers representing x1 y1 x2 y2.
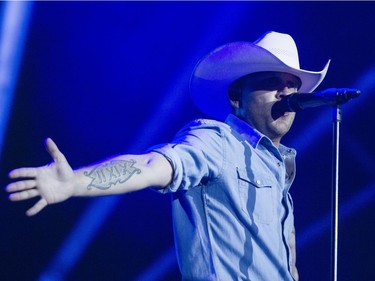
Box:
6 138 173 216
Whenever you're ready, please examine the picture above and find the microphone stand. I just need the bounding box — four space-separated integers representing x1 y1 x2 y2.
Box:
331 105 341 281
271 88 360 281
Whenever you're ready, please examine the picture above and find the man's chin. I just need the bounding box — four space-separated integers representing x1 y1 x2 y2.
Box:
271 118 294 136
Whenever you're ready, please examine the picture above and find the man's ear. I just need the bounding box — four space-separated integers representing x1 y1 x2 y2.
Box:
230 99 240 109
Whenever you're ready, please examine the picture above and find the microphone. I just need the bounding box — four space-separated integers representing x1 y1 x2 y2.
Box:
271 88 360 120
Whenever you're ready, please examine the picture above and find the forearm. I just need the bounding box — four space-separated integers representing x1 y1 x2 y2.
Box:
72 152 173 197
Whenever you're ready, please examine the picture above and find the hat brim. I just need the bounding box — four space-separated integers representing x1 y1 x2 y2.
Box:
190 42 330 120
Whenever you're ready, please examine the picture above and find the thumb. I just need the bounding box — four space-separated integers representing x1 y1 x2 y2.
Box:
26 198 48 216
44 138 67 163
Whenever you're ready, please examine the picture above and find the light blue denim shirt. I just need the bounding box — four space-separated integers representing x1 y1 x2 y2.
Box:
150 114 297 281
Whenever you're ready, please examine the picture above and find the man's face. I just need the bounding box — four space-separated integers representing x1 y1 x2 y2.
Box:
233 72 301 145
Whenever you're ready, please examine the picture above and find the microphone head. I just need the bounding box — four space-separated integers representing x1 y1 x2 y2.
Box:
271 101 285 120
271 93 300 120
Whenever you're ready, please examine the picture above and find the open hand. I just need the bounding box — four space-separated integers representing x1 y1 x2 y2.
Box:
6 138 75 216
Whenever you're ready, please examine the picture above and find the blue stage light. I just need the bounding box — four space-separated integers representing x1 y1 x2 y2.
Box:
0 1 33 158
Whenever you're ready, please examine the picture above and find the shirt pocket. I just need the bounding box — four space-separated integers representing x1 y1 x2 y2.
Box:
237 167 275 224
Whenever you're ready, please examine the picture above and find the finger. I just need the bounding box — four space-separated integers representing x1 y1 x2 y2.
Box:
45 138 67 163
8 168 37 179
26 198 47 216
6 179 36 192
8 189 39 201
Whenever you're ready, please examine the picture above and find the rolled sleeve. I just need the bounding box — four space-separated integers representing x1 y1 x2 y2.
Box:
147 119 226 193
149 144 185 193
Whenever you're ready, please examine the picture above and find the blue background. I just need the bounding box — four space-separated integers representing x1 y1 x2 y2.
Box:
1 2 375 280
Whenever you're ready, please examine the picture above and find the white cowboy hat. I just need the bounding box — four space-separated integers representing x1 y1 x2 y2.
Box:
190 31 330 120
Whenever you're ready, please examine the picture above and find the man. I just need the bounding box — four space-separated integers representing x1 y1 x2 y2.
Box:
6 31 329 280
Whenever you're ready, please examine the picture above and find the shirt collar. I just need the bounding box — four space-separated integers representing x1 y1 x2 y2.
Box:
225 114 264 148
224 114 296 157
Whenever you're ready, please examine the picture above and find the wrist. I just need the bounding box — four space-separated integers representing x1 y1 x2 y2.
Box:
71 170 89 197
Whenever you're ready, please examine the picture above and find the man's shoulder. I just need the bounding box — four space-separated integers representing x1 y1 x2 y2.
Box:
183 118 229 130
176 118 231 137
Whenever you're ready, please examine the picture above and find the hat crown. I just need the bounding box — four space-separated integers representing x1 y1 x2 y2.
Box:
254 31 300 69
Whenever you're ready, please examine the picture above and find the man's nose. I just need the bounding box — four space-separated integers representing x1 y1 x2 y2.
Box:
276 86 296 99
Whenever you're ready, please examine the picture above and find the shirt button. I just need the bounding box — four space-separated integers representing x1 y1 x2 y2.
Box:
256 179 261 185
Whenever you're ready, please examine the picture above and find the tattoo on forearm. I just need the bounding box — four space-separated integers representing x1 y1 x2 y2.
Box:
84 160 141 190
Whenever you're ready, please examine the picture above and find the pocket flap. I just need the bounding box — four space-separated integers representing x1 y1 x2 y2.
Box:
237 167 272 188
